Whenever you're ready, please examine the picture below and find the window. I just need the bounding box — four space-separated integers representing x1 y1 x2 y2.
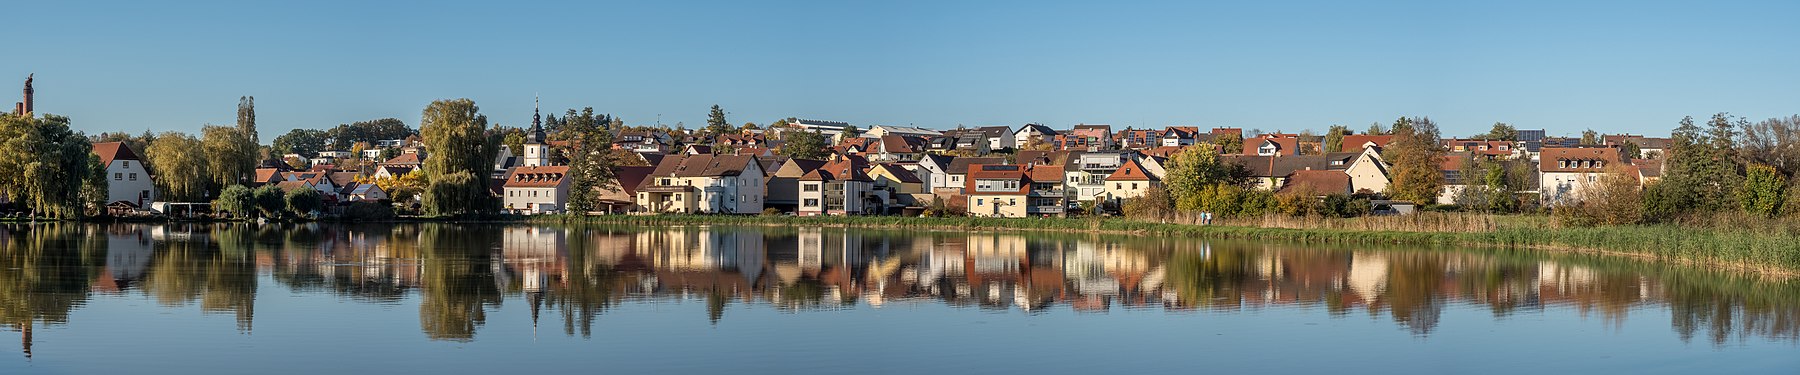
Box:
1115 183 1121 189
1559 160 1568 168
976 199 985 206
129 173 137 181
123 161 130 168
804 198 819 207
803 184 819 192
1132 183 1139 189
1588 175 1596 183
114 173 122 181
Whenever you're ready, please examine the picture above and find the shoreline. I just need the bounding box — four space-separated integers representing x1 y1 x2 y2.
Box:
537 214 1800 278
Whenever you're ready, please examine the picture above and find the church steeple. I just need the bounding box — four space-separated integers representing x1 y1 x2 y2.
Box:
532 94 542 131
522 94 552 167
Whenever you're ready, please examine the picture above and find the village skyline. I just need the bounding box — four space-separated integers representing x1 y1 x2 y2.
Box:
4 1 1798 137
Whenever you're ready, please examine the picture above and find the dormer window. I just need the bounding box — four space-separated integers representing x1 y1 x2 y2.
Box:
1559 160 1568 168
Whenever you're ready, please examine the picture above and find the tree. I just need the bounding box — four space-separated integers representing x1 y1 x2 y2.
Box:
842 124 862 138
705 105 730 136
1382 117 1445 204
146 131 211 202
1164 143 1243 210
1653 115 1744 217
1739 115 1800 176
285 187 324 218
213 185 255 218
419 99 496 216
501 130 526 157
1365 122 1388 136
1214 132 1243 155
1122 185 1176 220
0 114 95 218
561 108 619 213
327 118 415 150
1742 164 1785 218
1480 122 1518 141
1622 140 1642 160
741 122 759 131
201 125 257 188
271 128 329 158
781 130 829 160
80 154 108 216
238 96 258 144
252 185 286 219
1554 165 1642 226
1579 129 1599 145
1323 125 1349 153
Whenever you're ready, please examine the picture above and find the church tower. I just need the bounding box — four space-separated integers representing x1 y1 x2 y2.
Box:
522 95 552 167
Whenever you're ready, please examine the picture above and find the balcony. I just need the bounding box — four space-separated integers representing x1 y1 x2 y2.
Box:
1031 205 1066 214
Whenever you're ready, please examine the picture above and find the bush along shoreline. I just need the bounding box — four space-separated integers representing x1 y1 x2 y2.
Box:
538 213 1800 276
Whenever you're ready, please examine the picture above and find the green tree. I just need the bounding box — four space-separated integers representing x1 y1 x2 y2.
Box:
1164 143 1242 210
1480 122 1518 141
285 187 324 218
1580 129 1599 145
238 96 258 144
80 154 108 215
1741 164 1785 218
419 99 497 216
326 118 415 150
146 131 211 202
562 108 619 213
780 130 829 160
705 104 730 136
202 125 257 188
1214 132 1243 155
1365 121 1388 136
502 130 526 158
1382 117 1445 204
271 128 329 158
842 124 862 138
252 185 286 218
1622 140 1642 160
0 114 95 218
213 184 255 218
1323 125 1349 153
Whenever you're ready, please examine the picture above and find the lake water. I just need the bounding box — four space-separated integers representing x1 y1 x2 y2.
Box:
1 223 1796 374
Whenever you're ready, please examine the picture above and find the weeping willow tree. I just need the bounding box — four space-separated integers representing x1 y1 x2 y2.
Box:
0 224 103 359
142 228 258 332
416 224 503 341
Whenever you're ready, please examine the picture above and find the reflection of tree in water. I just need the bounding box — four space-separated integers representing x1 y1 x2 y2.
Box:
0 225 102 359
1380 253 1447 335
1665 273 1800 346
546 230 623 338
417 225 503 342
143 227 258 332
1165 247 1252 309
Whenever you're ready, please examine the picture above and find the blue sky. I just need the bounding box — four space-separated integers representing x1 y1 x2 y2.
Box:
4 0 1797 139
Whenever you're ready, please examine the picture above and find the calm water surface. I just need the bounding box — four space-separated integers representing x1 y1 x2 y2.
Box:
1 223 1796 374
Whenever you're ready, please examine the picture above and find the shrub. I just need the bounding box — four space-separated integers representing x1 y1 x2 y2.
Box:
285 188 324 218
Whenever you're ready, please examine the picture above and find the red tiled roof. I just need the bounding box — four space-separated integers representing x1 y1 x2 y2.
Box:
383 153 423 165
1339 135 1394 152
1106 159 1158 181
505 165 570 188
964 164 1030 194
1243 136 1301 155
92 142 141 166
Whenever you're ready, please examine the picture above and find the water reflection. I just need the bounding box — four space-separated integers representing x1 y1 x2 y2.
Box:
2 223 1797 355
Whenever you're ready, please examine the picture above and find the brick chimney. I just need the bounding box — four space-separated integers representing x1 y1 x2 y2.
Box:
21 74 32 116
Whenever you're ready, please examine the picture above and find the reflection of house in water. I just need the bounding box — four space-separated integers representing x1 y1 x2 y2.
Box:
93 226 155 293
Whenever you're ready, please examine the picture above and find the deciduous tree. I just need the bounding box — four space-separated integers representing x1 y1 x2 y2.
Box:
146 131 211 202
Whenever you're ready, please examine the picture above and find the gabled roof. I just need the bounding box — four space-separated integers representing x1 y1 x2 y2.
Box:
1106 159 1159 181
1539 146 1626 173
1027 164 1065 182
505 165 571 188
964 164 1030 194
1280 170 1351 195
1339 135 1394 152
613 165 655 195
878 135 925 154
1015 123 1057 136
802 155 873 182
328 172 360 187
1224 153 1359 177
870 163 922 184
92 142 142 166
1244 136 1301 155
649 154 762 179
383 153 423 165
947 157 1006 174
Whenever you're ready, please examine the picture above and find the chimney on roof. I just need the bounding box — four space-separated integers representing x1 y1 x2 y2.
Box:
17 74 31 118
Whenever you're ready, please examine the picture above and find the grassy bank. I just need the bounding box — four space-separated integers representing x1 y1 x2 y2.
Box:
545 213 1800 273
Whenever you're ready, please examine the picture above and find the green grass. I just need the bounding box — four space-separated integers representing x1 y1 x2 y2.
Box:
547 214 1800 272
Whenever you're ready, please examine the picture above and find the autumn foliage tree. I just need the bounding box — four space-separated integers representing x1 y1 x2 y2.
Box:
1382 117 1444 204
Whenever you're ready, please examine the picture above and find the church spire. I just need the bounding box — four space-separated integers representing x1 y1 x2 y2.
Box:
532 93 542 131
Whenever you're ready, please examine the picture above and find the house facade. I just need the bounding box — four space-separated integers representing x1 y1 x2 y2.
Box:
636 154 766 214
1539 146 1628 205
93 142 155 209
503 165 570 214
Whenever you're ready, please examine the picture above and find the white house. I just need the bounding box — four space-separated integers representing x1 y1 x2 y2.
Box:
1014 123 1057 149
92 142 155 210
503 165 571 214
1540 146 1628 206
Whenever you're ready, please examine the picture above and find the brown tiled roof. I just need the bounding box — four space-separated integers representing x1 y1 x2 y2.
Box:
505 166 570 188
1028 164 1064 182
383 153 423 165
613 166 655 195
1539 146 1625 173
328 172 360 187
1243 136 1301 155
1632 159 1663 178
647 154 762 180
92 142 142 166
964 164 1030 194
1280 170 1351 195
1224 153 1357 177
1106 159 1158 181
1339 135 1394 152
